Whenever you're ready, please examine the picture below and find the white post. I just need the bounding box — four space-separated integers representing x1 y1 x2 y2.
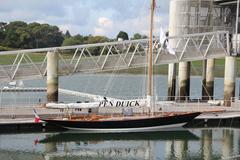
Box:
47 51 59 102
224 57 236 106
168 63 176 101
235 0 240 54
178 62 190 101
206 59 215 100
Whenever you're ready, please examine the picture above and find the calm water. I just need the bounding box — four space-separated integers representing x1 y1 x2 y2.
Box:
0 74 240 160
0 73 240 106
0 128 240 160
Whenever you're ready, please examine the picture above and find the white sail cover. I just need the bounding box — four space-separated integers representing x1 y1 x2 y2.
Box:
46 98 147 109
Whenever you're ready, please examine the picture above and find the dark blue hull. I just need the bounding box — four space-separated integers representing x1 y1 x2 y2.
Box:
41 112 201 133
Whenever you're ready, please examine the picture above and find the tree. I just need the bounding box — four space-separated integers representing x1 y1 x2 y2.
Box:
0 22 7 30
85 36 109 56
132 33 147 40
3 21 29 48
0 23 6 45
132 33 142 39
116 31 129 40
64 30 71 38
62 34 84 46
85 35 108 44
1 21 64 49
27 23 64 48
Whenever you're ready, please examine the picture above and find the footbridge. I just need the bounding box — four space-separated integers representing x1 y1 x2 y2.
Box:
0 31 230 82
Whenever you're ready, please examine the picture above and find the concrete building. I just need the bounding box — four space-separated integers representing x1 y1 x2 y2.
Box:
168 0 239 105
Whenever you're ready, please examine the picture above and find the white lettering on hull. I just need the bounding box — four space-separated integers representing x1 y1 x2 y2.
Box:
99 100 142 108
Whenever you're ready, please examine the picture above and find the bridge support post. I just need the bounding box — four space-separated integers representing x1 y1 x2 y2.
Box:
206 59 215 100
47 51 58 102
202 60 207 100
202 59 215 100
167 63 176 101
178 62 190 101
224 56 236 106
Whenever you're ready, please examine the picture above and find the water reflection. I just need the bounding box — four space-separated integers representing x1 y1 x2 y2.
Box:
201 130 212 160
40 130 199 160
0 128 240 160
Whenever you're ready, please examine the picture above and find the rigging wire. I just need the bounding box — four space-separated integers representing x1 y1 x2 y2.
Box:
103 0 149 100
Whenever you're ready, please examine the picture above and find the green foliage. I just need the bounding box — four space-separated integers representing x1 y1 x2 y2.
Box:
63 35 108 46
132 33 147 40
0 45 12 51
132 33 142 40
85 35 108 44
62 34 84 46
62 35 109 56
85 35 109 56
116 31 129 40
0 21 64 49
64 30 71 38
0 30 5 44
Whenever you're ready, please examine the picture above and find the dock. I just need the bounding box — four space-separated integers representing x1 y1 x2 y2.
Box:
0 101 240 132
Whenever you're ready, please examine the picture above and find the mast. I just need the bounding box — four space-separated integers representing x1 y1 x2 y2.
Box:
147 0 155 109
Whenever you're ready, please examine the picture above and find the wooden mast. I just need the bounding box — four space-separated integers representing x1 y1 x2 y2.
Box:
147 0 155 109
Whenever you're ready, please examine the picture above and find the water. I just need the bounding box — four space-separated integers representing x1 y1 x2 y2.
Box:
0 73 239 106
0 128 239 160
0 74 240 159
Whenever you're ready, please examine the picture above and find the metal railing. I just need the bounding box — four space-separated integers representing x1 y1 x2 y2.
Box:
0 31 230 81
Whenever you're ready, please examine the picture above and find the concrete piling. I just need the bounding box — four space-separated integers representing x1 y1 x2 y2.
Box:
206 59 215 100
202 60 207 100
202 59 215 100
47 51 59 102
178 62 190 101
224 57 236 106
167 63 176 101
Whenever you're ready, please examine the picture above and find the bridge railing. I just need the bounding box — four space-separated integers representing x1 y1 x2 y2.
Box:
0 31 229 81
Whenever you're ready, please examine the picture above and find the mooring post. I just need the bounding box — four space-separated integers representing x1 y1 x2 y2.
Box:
47 51 59 102
167 63 176 101
224 56 236 106
178 62 190 101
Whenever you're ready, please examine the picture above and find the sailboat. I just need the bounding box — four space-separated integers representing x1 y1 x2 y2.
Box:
40 0 201 133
